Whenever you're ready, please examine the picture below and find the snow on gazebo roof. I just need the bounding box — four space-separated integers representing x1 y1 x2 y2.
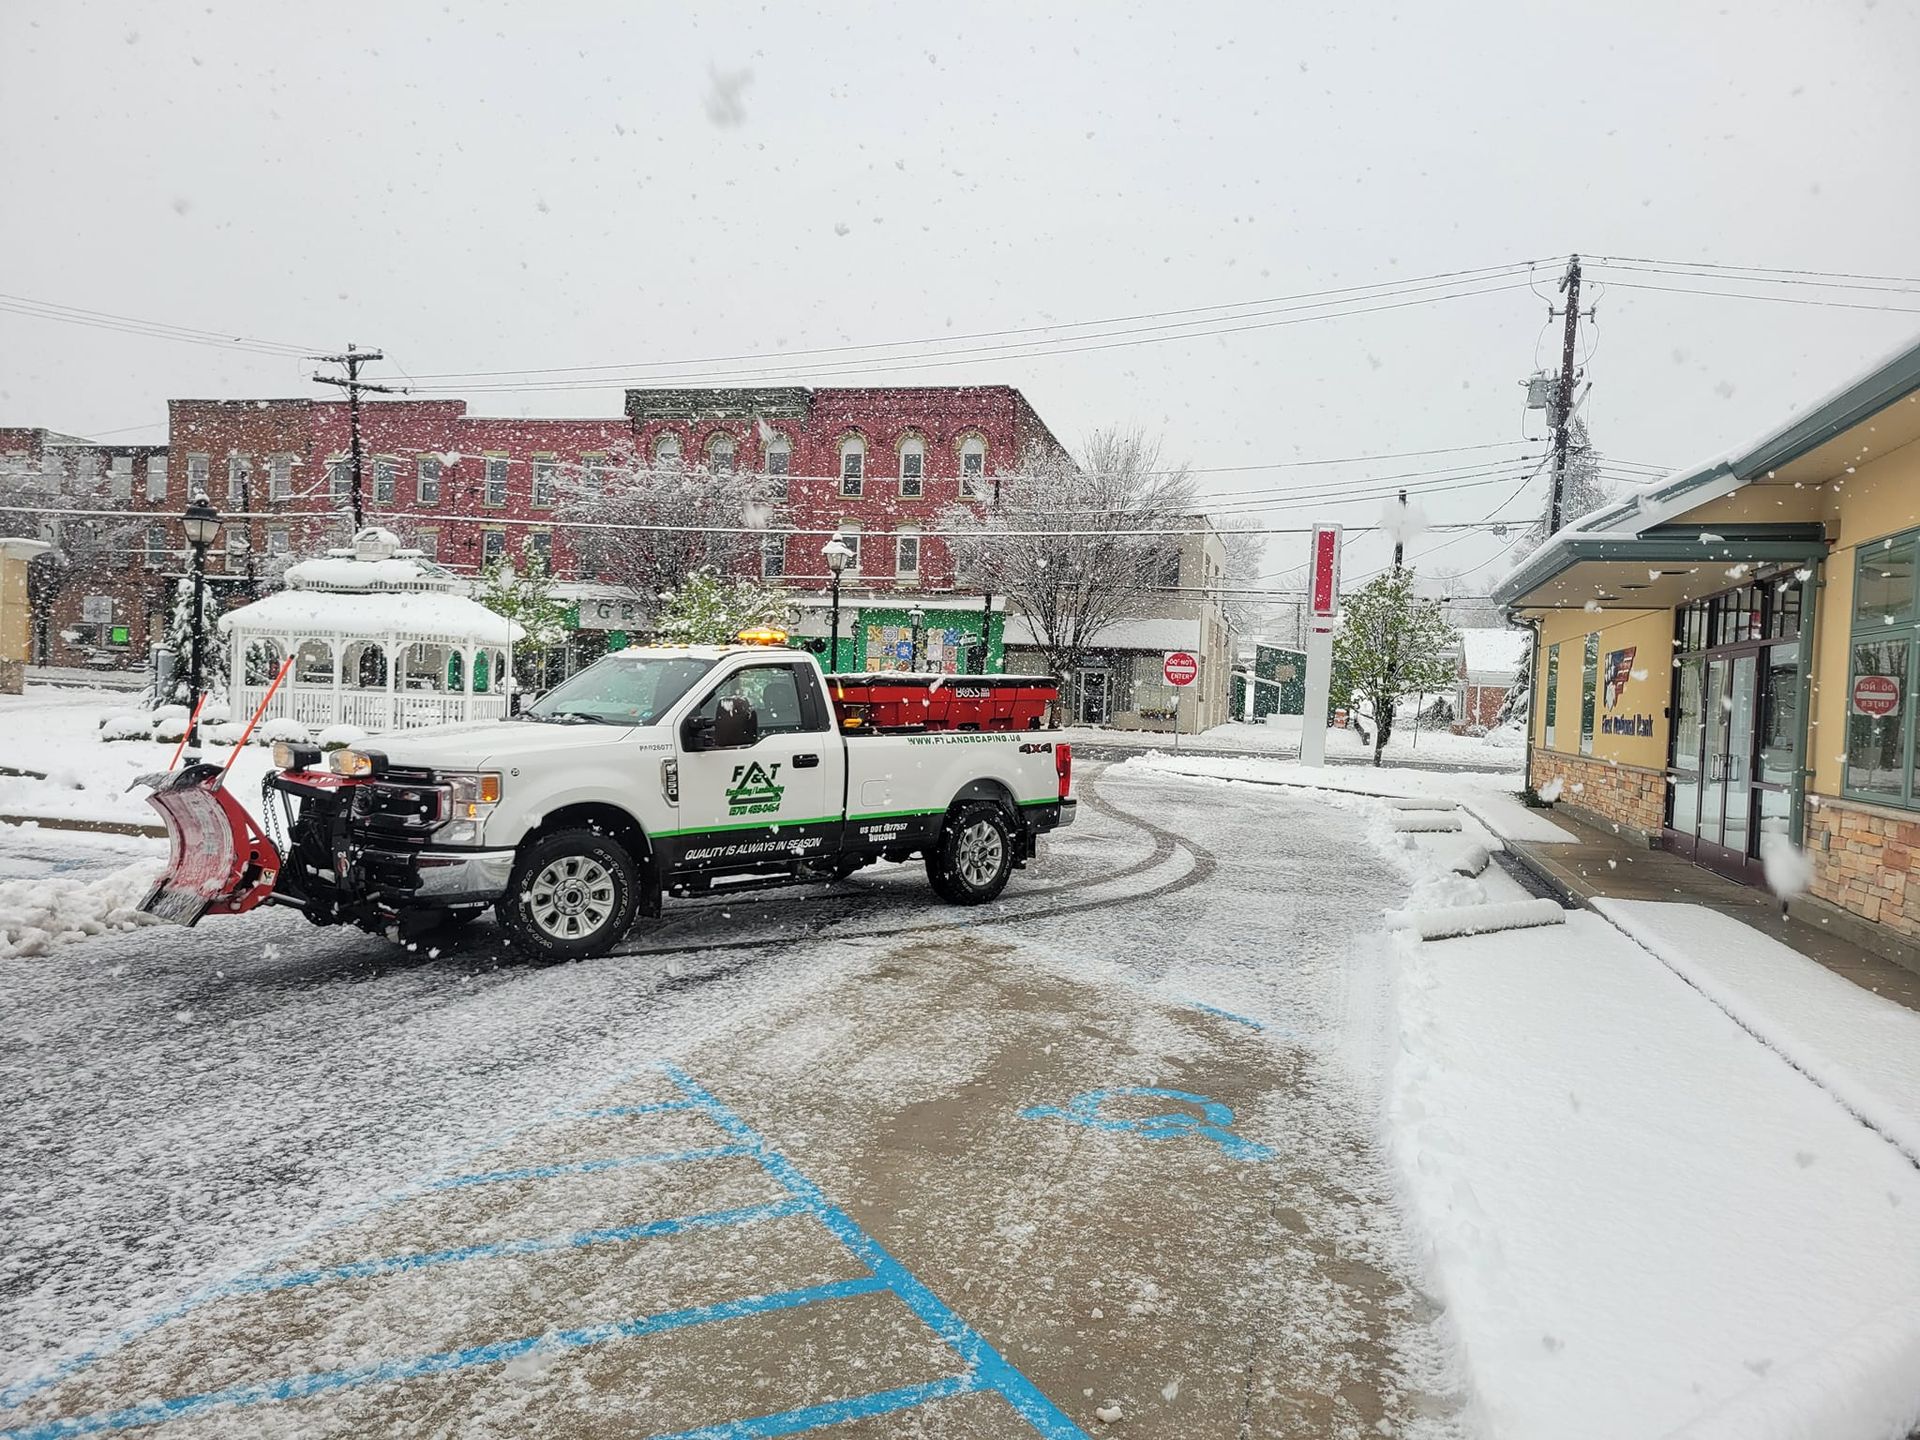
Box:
219 527 522 646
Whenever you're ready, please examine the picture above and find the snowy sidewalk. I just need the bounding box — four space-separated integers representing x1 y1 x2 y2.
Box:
1391 910 1920 1440
1596 899 1920 1165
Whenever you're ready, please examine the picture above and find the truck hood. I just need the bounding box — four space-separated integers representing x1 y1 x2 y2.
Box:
363 719 658 771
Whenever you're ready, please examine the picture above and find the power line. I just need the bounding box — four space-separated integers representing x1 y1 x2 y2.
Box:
405 260 1547 384
1591 255 1920 290
0 294 316 357
1594 279 1920 317
414 280 1539 396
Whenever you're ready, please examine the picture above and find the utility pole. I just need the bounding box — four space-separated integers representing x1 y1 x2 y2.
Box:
1392 488 1408 572
1547 255 1585 536
311 344 404 531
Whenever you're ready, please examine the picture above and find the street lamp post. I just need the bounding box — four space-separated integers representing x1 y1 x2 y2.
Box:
908 605 925 672
179 492 222 760
822 534 853 675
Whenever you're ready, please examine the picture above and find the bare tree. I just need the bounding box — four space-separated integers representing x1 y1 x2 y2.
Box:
1215 526 1268 638
949 429 1197 681
557 446 779 611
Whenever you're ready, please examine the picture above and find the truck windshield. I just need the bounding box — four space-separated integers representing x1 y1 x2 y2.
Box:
523 656 715 727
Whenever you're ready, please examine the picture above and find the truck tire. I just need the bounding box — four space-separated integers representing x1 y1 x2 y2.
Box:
926 802 1014 905
497 829 639 961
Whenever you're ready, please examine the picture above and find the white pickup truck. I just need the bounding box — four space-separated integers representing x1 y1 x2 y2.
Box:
142 637 1075 960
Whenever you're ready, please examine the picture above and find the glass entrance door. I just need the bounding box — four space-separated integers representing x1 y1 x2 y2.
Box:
1685 651 1760 880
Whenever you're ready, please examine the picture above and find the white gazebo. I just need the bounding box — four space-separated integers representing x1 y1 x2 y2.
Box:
222 528 523 733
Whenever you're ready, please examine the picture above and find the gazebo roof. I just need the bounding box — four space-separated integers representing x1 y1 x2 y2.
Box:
219 527 522 646
220 589 521 645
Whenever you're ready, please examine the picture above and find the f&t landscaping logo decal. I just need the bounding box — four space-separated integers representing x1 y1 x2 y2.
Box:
726 760 785 815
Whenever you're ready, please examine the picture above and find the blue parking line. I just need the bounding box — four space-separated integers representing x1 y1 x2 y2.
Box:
1183 999 1267 1030
427 1144 753 1190
652 1374 986 1439
658 1065 1089 1440
217 1198 810 1298
0 1278 889 1440
2 1055 683 1409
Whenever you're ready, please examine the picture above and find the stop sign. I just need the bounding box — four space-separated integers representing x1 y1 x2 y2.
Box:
1164 651 1199 687
1854 674 1901 717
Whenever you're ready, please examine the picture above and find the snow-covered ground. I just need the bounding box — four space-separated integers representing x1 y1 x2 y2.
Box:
1056 714 1525 768
8 736 1920 1438
1145 759 1920 1440
0 687 278 829
0 763 1463 1438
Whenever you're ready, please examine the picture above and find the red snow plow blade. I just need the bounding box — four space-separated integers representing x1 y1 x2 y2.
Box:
136 764 284 926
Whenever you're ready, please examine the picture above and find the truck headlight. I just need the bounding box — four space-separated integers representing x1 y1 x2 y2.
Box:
437 772 503 844
331 748 374 777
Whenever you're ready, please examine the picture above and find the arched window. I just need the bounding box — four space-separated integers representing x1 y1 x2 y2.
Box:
764 433 793 501
898 435 926 498
838 435 866 497
652 433 684 468
707 434 737 475
764 434 792 476
959 435 988 500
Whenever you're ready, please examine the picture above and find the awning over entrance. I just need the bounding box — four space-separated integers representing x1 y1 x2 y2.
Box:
1495 523 1830 613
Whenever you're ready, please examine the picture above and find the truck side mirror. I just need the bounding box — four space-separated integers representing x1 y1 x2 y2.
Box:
712 695 760 749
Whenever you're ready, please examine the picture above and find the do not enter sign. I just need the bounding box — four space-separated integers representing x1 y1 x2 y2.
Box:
1164 651 1199 687
1854 674 1901 717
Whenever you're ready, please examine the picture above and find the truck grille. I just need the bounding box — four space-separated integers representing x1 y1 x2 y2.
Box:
351 779 445 835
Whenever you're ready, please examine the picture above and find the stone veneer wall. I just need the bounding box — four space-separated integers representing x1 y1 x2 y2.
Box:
1806 796 1920 940
1530 750 1666 840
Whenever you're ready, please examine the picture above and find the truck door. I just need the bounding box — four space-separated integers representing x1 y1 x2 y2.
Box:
668 660 845 871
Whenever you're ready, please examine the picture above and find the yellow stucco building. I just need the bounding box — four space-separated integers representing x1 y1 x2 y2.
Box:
1497 336 1920 952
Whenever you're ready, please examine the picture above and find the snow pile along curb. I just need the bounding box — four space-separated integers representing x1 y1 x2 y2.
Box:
0 862 164 959
1386 898 1566 940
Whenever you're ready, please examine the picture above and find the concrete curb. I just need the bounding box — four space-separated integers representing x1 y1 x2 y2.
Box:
0 813 166 839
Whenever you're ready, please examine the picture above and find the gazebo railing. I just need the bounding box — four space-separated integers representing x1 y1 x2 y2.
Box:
235 682 508 733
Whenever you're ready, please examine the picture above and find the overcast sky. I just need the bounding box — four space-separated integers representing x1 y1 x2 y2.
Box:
4 0 1918 592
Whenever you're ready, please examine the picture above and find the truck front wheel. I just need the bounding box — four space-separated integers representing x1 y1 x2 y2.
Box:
498 829 639 960
926 802 1014 905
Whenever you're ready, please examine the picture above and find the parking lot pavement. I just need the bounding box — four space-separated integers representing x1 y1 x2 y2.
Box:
2 932 1445 1440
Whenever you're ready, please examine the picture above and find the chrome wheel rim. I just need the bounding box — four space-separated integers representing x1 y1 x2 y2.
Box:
527 855 616 939
956 820 1005 888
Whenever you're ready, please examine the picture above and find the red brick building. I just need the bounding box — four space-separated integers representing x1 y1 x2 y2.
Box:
1 385 1071 670
0 427 174 669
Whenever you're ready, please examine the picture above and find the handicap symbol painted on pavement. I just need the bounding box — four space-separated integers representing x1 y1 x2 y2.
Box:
1019 1087 1274 1162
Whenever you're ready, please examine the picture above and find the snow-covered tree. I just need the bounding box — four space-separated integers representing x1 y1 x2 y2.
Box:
653 570 791 646
557 446 778 605
157 576 230 707
1494 646 1532 729
1513 418 1613 559
1331 568 1459 765
946 428 1197 682
477 546 569 677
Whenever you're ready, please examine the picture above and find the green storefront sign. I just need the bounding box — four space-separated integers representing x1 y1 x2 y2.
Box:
848 606 1003 674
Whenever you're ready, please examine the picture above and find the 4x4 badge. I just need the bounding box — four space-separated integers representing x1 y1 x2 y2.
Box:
726 760 785 815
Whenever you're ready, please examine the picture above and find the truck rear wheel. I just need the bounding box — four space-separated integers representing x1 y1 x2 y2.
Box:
498 829 638 960
926 802 1014 905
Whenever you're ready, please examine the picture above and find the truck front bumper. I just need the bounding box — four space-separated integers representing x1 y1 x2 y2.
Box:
362 846 517 907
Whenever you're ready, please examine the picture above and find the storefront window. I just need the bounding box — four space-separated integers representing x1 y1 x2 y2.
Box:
1544 643 1560 748
1846 531 1920 807
1845 638 1909 801
1579 633 1598 756
1854 536 1916 626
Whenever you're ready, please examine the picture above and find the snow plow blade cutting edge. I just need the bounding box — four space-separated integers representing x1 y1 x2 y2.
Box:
135 764 284 925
